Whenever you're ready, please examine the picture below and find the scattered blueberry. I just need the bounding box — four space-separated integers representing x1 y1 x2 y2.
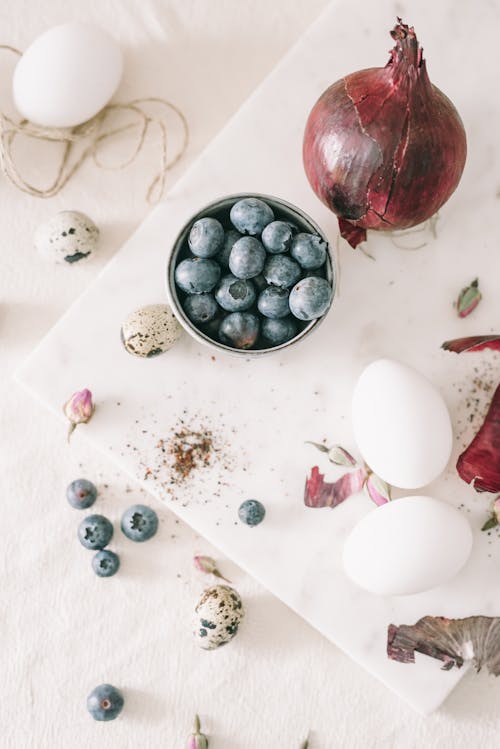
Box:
238 499 266 526
92 549 120 577
219 312 259 349
87 684 124 721
78 515 113 550
261 220 293 254
175 258 221 294
289 276 333 320
264 255 301 289
257 286 290 319
229 236 266 279
217 229 242 268
230 198 274 235
188 217 224 257
215 274 256 312
290 233 328 269
261 316 297 345
121 504 158 542
66 478 97 509
183 293 218 324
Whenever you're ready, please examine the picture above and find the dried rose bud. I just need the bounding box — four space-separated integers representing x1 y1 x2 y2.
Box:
327 445 357 467
187 715 208 749
481 496 500 532
457 278 481 318
365 473 391 506
63 388 94 441
193 555 231 583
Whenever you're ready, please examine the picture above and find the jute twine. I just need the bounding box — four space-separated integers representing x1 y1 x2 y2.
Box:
0 45 189 202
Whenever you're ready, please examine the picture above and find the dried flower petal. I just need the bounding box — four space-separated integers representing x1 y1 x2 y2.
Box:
365 473 391 506
187 715 209 749
442 335 500 353
327 445 357 467
456 278 481 318
63 388 94 441
193 555 231 583
387 615 500 675
457 383 500 493
304 466 367 508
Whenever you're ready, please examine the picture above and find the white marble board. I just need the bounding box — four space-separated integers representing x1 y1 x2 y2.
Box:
16 0 500 713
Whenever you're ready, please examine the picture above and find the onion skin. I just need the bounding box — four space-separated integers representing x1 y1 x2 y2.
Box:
303 19 467 248
456 383 500 493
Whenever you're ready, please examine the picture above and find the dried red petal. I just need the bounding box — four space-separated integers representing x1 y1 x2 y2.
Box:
304 466 366 508
456 384 500 493
441 335 500 353
387 615 500 675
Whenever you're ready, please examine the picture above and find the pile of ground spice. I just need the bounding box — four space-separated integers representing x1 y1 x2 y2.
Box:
162 427 214 481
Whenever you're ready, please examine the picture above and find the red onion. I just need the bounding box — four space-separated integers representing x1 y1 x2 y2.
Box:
303 19 467 248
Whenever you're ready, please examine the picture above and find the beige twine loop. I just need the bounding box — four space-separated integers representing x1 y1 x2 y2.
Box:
0 45 189 202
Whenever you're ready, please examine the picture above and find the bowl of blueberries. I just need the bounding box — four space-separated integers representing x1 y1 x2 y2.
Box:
166 194 335 355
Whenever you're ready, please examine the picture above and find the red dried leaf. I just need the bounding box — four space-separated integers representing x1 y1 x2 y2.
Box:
387 615 500 675
456 383 500 493
441 335 500 353
304 466 366 508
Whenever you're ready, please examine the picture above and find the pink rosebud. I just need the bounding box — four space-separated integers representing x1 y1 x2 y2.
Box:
193 555 231 583
63 388 94 440
365 473 391 506
456 278 481 318
187 715 208 749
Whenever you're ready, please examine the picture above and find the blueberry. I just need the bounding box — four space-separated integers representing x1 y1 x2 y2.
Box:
87 684 124 721
78 515 113 550
219 312 259 349
262 316 298 346
66 478 97 509
183 293 218 324
215 274 256 312
188 217 224 257
175 258 221 294
92 549 120 577
229 237 266 279
121 504 158 542
217 229 242 268
261 220 293 254
257 286 290 319
290 233 327 270
238 499 266 526
230 198 274 235
263 255 301 289
289 277 332 321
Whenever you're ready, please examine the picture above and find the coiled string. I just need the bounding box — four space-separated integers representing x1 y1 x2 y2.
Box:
0 45 189 202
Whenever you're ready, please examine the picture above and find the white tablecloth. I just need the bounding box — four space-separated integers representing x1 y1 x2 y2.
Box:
2 1 500 746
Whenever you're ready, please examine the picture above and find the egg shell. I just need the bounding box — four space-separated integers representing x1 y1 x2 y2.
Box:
34 210 99 263
352 359 453 489
121 305 182 357
13 22 122 128
194 585 244 650
342 495 473 596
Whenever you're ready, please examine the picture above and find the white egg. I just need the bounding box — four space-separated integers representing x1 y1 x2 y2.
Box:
342 495 473 596
121 305 182 357
352 359 452 489
13 22 123 128
34 210 99 263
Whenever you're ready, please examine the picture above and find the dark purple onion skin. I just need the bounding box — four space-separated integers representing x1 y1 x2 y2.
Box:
303 20 467 247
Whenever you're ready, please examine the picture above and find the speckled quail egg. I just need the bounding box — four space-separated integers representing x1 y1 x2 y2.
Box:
194 585 244 650
34 210 99 263
121 304 182 357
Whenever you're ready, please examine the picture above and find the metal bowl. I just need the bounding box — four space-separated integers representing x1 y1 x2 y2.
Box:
165 193 335 356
